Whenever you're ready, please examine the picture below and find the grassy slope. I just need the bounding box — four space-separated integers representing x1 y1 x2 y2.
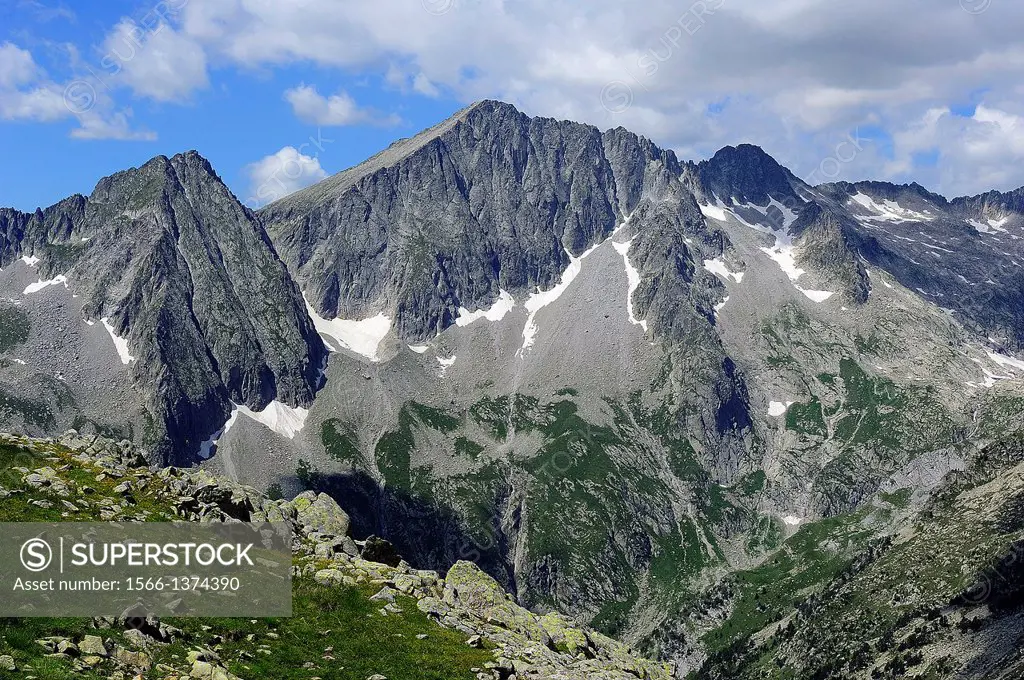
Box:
695 432 1024 679
0 441 492 680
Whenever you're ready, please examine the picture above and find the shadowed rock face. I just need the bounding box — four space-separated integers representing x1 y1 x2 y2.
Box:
792 205 871 304
694 143 805 207
818 180 1024 349
1 151 326 464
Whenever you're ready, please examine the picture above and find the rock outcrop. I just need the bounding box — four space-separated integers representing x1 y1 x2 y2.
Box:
0 430 673 679
1 152 327 464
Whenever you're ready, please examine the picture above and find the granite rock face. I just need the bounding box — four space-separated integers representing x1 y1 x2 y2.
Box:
692 143 805 207
261 100 713 342
1 151 326 463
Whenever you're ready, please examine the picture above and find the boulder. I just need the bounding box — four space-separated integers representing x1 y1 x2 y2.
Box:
314 569 347 587
539 612 590 655
360 536 402 567
293 492 351 537
79 635 110 657
443 561 547 642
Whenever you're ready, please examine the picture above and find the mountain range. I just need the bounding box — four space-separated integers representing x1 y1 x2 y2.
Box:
3 99 1024 677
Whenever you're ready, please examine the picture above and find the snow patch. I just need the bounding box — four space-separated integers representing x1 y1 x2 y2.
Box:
612 210 637 235
760 237 805 282
23 275 68 295
703 258 745 283
988 351 1024 372
699 202 729 222
437 355 456 376
198 409 241 460
408 345 429 354
726 200 835 303
455 289 515 327
768 401 794 417
10 358 25 365
799 289 834 302
765 198 799 231
849 193 933 223
969 217 1010 234
237 401 308 439
199 399 309 456
981 368 1010 388
781 515 804 526
612 238 649 332
100 317 135 365
520 242 601 353
19 255 39 267
305 296 390 362
714 296 729 316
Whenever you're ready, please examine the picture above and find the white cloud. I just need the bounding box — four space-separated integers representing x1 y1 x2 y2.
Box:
0 83 68 122
0 40 156 140
887 104 1024 196
7 1 1024 194
71 109 156 141
0 42 40 88
412 73 440 98
0 43 67 122
100 19 208 102
283 84 399 126
18 1 76 23
244 146 328 207
171 0 1024 195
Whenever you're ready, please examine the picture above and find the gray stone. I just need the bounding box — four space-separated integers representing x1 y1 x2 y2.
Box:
293 491 350 537
79 635 109 657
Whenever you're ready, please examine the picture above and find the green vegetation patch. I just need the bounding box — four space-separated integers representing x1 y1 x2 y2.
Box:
0 439 493 680
321 419 363 467
409 402 461 433
702 508 875 656
0 387 55 430
785 397 827 437
374 409 416 491
453 437 484 460
0 305 30 354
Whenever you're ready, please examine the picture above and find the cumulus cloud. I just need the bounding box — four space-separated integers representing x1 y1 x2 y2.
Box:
0 41 155 140
0 40 152 140
0 43 67 122
244 146 328 207
100 18 208 102
0 42 41 88
172 0 1024 194
412 73 440 98
887 104 1024 196
9 1 1024 193
284 84 400 126
71 108 156 141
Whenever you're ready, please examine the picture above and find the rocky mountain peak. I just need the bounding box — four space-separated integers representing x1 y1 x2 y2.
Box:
951 185 1024 216
696 143 802 207
0 148 327 465
824 179 949 210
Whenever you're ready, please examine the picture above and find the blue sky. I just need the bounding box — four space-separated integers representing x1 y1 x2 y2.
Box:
0 0 466 209
1 0 1021 211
